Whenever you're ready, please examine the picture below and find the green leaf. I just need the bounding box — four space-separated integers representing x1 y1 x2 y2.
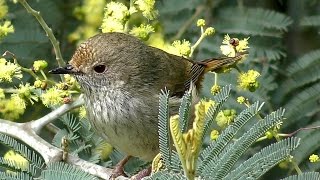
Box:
224 137 300 179
41 162 98 180
158 89 172 169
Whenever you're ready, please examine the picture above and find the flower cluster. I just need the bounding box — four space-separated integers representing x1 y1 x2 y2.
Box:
216 109 237 128
129 24 154 40
135 0 158 20
238 70 260 92
169 40 191 57
101 2 129 33
32 60 48 72
41 87 65 107
11 83 38 109
0 98 25 120
0 58 22 82
0 21 14 39
210 129 219 140
309 154 319 163
220 34 249 57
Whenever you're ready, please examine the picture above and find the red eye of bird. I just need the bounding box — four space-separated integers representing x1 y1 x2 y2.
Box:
93 65 106 73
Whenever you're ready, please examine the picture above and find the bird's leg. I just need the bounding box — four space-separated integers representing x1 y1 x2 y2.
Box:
110 155 132 179
131 167 152 180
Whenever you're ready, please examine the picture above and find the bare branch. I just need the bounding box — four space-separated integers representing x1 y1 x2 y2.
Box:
0 115 115 179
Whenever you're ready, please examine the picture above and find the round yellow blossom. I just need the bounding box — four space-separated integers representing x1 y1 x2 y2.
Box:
41 87 64 107
0 58 22 82
210 129 219 140
15 83 38 104
0 20 14 38
0 98 25 119
197 19 206 27
309 154 319 163
238 70 260 92
216 109 237 128
105 2 129 21
204 27 215 36
237 96 245 104
135 0 158 20
64 74 77 87
169 40 191 57
11 94 27 109
34 79 42 88
129 24 154 40
220 34 249 57
211 84 221 95
33 60 48 72
101 18 124 33
237 37 250 52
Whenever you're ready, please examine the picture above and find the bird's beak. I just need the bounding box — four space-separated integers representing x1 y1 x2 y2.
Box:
49 64 77 74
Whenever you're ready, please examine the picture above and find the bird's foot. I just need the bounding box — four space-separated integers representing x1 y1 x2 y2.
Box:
109 156 132 180
131 167 151 180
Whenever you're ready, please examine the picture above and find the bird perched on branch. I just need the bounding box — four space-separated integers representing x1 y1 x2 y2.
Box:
50 32 246 179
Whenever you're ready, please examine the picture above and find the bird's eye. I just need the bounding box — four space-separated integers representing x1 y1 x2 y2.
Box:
93 65 106 73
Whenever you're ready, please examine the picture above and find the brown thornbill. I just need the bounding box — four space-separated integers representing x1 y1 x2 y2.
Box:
50 32 246 178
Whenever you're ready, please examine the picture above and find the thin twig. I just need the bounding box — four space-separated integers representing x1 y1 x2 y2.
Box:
279 125 320 137
17 0 65 67
170 5 205 41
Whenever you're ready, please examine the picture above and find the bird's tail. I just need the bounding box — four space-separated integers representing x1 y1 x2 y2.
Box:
184 52 248 89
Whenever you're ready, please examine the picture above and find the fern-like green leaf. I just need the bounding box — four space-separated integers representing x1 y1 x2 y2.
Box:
0 157 40 177
170 151 182 172
286 49 320 75
178 90 192 133
158 89 172 169
147 170 185 180
198 101 264 172
300 15 320 27
40 162 98 180
283 83 320 129
281 64 320 96
202 108 285 179
201 85 231 142
0 134 44 171
224 137 300 179
0 171 32 180
216 7 292 37
281 172 320 180
60 113 81 133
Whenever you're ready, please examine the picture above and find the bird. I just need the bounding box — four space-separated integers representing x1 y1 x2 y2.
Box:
49 32 245 179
